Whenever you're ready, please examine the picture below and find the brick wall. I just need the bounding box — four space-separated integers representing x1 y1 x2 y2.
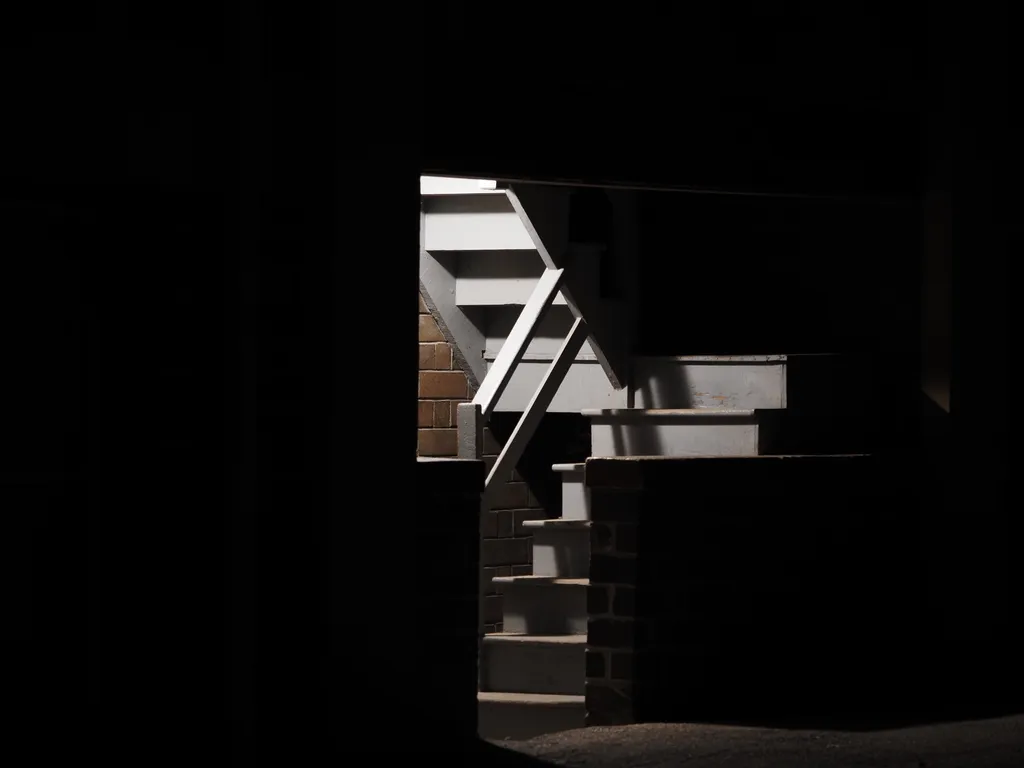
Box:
585 486 639 726
418 292 549 633
585 455 927 727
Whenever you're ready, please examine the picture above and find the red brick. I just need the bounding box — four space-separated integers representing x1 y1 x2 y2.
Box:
434 342 453 370
481 566 498 595
418 293 428 313
432 400 452 428
482 537 529 567
481 510 498 538
419 342 452 370
418 314 444 342
417 401 433 427
418 344 435 370
488 481 529 510
483 595 502 625
419 371 467 398
417 428 457 456
497 510 514 538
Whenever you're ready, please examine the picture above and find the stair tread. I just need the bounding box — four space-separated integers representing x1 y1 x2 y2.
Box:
484 632 586 645
582 408 755 417
552 463 585 472
521 518 590 529
492 576 588 585
477 696 585 708
478 692 585 706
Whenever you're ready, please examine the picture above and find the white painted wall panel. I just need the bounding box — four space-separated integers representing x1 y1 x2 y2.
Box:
490 360 627 413
588 411 760 457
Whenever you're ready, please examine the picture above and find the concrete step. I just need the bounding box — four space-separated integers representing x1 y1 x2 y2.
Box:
493 576 588 635
480 633 586 696
478 691 586 742
584 408 765 457
553 463 589 520
521 519 590 578
421 191 535 251
631 355 787 410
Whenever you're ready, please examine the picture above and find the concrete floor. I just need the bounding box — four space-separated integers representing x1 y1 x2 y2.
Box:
479 715 1024 767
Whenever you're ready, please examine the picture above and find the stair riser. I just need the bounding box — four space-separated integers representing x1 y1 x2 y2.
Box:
481 641 585 696
478 698 585 741
560 472 590 520
422 194 534 251
632 357 787 410
501 583 588 635
590 419 760 457
531 529 590 579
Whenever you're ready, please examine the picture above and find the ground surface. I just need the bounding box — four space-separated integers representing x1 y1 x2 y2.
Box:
477 715 1024 767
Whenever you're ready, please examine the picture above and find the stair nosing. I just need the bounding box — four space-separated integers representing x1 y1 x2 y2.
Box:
631 355 788 363
521 519 590 529
491 576 588 586
478 691 585 706
582 408 756 418
552 462 585 473
483 632 586 645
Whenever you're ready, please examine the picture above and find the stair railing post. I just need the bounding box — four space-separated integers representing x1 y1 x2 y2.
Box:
457 402 483 461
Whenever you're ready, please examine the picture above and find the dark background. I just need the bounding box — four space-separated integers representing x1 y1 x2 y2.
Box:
6 2 1006 762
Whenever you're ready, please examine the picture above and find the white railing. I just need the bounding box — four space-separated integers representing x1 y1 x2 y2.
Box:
457 267 589 503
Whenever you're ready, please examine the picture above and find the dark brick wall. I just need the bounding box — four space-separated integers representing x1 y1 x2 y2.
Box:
585 455 935 727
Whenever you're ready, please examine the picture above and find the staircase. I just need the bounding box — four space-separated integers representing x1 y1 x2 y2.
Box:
418 176 789 740
477 463 591 739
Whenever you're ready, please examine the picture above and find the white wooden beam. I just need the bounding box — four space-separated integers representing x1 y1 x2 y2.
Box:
505 184 627 390
473 267 564 420
484 318 589 501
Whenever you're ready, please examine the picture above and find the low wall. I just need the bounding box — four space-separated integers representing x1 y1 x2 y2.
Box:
584 455 929 726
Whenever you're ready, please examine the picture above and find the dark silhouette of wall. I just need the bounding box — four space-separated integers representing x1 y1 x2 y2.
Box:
586 452 1019 729
11 1 1006 763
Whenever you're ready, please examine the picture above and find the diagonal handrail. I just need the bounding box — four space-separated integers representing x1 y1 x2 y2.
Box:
472 267 565 421
483 318 589 501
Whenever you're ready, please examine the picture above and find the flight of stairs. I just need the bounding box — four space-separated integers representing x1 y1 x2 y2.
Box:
478 463 590 740
417 176 790 739
478 398 785 740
